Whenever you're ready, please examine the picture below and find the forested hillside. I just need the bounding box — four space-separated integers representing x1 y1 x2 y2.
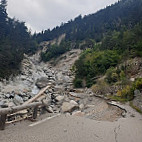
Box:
38 0 142 62
0 0 37 79
35 0 142 42
35 0 142 102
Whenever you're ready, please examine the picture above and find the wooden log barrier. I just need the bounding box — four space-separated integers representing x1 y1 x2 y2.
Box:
0 100 49 130
0 114 7 130
33 106 38 120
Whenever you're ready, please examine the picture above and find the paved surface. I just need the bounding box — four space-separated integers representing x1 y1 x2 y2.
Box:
0 112 142 142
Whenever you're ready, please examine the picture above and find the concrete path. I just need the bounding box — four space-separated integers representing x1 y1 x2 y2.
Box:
0 112 142 142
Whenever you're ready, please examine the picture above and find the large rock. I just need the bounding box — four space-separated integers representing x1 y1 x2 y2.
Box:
35 77 49 89
61 100 78 113
13 95 24 105
55 95 64 102
0 100 8 108
32 86 39 95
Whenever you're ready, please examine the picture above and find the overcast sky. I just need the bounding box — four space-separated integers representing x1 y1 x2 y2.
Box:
7 0 118 33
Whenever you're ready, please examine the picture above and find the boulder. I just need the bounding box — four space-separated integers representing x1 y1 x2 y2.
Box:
79 104 85 110
0 100 8 108
13 95 24 105
61 100 78 113
32 86 39 95
35 77 49 89
55 95 64 102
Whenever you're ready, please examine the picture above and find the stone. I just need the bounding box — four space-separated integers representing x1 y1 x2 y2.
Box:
130 78 135 82
0 100 8 108
72 111 85 117
61 101 78 113
69 92 84 98
55 96 64 102
47 106 54 113
32 86 39 95
134 89 141 97
13 95 24 105
70 100 78 105
35 77 49 89
79 104 84 110
5 93 10 98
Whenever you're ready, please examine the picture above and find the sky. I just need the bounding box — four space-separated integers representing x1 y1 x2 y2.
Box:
7 0 118 33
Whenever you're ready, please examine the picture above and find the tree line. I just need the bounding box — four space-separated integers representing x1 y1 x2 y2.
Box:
0 0 37 79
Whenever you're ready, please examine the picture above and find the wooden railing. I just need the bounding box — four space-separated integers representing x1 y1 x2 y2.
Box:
0 86 50 130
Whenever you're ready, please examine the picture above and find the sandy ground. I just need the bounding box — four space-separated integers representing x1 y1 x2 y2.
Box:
0 104 142 142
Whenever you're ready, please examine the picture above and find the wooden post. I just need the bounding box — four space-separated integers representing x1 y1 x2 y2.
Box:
0 114 7 130
33 106 38 120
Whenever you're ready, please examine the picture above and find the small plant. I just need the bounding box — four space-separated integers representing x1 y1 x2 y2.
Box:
133 78 142 90
116 85 134 101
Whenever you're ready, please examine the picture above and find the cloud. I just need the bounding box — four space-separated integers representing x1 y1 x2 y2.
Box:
7 0 118 33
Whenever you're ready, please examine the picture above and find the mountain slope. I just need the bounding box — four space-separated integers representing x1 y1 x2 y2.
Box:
35 0 142 42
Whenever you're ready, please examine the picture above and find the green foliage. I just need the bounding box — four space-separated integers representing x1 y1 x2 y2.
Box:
116 85 134 100
101 22 142 57
74 50 120 87
105 67 127 84
133 78 142 90
41 41 71 61
73 78 83 88
0 0 37 79
35 0 142 43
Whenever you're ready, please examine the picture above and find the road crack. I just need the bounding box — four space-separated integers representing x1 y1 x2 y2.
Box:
114 125 120 142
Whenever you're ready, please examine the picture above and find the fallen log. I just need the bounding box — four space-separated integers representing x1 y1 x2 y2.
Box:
0 100 49 115
0 100 49 130
0 102 42 115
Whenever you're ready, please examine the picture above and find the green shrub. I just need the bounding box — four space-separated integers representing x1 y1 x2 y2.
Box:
134 78 142 90
73 78 83 88
106 67 119 84
116 85 134 101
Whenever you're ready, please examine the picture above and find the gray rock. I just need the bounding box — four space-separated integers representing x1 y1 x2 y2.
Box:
61 100 78 113
0 100 8 108
134 89 141 97
35 77 49 89
79 104 84 110
13 95 24 105
55 96 64 102
32 86 39 95
69 92 84 99
5 93 10 98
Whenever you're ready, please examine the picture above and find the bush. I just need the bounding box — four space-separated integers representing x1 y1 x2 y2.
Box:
134 78 142 90
116 85 134 101
74 50 120 87
73 78 83 88
106 67 119 84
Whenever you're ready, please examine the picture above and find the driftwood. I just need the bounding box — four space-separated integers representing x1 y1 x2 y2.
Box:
23 85 50 105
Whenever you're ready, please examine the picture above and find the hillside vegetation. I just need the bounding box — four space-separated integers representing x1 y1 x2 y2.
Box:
0 0 37 79
36 0 142 102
